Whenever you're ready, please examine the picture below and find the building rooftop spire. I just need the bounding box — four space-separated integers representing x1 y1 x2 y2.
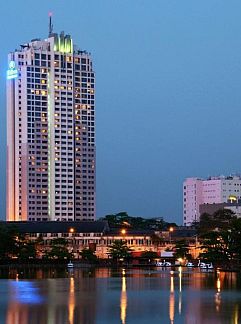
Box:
48 12 53 36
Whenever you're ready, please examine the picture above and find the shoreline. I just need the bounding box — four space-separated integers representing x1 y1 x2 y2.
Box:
0 262 240 272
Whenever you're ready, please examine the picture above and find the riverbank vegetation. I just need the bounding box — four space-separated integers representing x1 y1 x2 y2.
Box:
197 210 241 269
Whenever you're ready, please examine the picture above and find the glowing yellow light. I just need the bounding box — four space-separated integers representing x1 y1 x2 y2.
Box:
217 278 221 293
229 195 237 202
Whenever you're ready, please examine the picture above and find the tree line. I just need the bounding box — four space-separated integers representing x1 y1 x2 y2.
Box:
100 211 177 230
172 209 241 268
197 209 241 268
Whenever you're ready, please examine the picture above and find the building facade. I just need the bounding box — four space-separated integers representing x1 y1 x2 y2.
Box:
199 199 241 218
3 221 197 259
6 27 95 221
183 176 241 225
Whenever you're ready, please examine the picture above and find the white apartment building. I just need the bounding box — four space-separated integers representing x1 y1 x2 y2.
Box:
6 23 96 222
183 176 241 226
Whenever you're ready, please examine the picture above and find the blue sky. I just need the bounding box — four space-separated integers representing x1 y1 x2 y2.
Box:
1 0 241 224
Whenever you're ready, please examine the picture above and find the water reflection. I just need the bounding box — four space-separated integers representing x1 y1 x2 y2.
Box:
0 267 241 323
6 281 43 324
69 277 75 324
120 269 127 324
169 272 175 324
234 304 239 324
215 270 221 313
178 267 182 315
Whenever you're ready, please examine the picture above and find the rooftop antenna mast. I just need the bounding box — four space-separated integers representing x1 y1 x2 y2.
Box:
48 12 53 36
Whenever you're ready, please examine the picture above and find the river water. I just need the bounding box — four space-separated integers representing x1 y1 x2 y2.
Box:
0 267 240 323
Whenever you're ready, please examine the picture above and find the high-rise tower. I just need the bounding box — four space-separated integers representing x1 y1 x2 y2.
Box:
6 24 96 221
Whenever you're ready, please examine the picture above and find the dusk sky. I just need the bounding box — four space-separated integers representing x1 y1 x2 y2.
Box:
1 1 241 224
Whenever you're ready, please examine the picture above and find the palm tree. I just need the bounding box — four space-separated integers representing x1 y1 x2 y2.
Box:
44 238 72 261
173 240 191 260
108 240 131 262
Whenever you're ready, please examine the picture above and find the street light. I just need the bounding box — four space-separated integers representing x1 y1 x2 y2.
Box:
169 227 174 244
120 229 127 243
69 228 75 258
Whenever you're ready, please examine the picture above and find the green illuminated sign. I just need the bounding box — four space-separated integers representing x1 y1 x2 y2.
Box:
7 61 18 79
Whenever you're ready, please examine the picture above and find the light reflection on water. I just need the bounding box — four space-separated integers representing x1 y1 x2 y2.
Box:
120 269 127 324
9 281 43 304
0 267 241 323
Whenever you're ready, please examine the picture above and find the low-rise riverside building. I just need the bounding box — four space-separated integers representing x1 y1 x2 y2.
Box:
8 221 109 259
2 221 198 259
96 229 163 259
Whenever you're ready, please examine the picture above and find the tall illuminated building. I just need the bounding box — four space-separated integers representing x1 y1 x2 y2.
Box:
6 19 96 221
